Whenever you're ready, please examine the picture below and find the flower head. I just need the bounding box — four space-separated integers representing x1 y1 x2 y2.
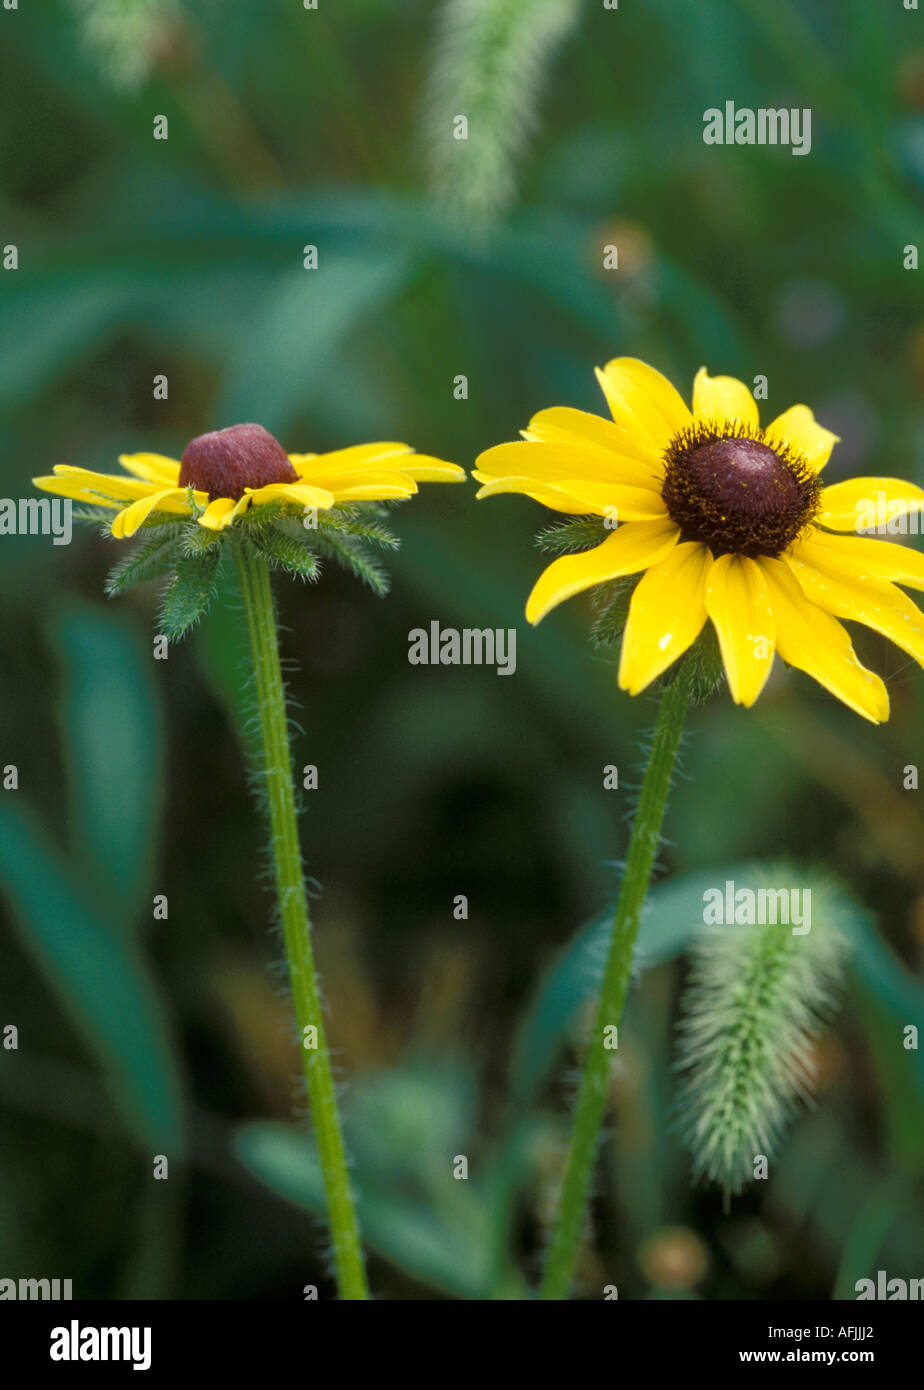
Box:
34 423 465 538
35 423 464 640
474 359 924 722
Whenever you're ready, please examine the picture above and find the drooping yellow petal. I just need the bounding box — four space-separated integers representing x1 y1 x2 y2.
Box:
802 529 924 591
759 558 889 723
522 405 662 470
704 554 776 706
763 405 838 472
111 488 191 538
117 453 182 485
35 466 160 503
594 357 692 455
785 542 924 669
692 367 759 430
618 541 712 694
474 441 663 493
32 475 119 508
198 496 250 530
525 519 680 624
816 477 924 531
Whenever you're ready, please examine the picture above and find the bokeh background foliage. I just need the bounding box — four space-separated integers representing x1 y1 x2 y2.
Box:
1 0 923 1299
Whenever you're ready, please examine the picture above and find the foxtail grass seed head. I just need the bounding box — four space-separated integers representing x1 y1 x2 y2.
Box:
425 0 580 223
674 867 850 1201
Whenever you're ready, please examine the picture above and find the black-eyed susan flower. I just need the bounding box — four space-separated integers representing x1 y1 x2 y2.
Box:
34 420 464 1301
474 359 924 723
35 422 464 538
35 423 465 637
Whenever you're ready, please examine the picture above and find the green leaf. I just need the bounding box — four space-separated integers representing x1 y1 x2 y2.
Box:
0 804 185 1154
534 516 606 555
48 600 163 918
589 576 636 649
319 508 400 549
249 524 321 582
105 530 184 596
159 548 222 642
314 528 390 596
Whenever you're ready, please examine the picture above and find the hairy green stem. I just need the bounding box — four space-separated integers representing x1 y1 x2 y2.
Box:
233 540 368 1301
540 660 693 1300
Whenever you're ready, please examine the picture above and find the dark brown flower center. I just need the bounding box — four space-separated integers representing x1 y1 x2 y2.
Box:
660 422 821 558
178 423 298 501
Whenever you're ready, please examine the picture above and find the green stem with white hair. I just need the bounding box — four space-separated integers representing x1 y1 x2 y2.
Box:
540 658 693 1299
233 537 368 1301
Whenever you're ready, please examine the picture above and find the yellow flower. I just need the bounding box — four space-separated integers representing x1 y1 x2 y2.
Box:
34 423 465 538
474 359 924 722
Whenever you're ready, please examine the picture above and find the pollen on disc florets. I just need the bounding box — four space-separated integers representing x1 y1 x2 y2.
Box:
179 423 298 502
660 419 822 558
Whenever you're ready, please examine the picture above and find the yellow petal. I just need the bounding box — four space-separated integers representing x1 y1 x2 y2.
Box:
292 442 411 474
594 357 691 454
525 519 680 624
245 482 336 510
198 496 250 530
618 541 712 694
801 530 924 592
522 405 662 469
692 367 759 430
32 475 120 509
117 452 182 485
704 554 776 706
784 543 924 669
546 481 668 519
816 477 924 531
312 470 418 498
389 454 466 483
474 440 663 492
327 482 417 500
292 448 464 485
473 475 601 515
39 466 159 503
111 489 190 538
759 557 889 723
473 474 667 519
763 405 838 472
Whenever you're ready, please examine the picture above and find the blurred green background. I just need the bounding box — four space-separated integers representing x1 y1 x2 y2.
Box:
1 0 923 1300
